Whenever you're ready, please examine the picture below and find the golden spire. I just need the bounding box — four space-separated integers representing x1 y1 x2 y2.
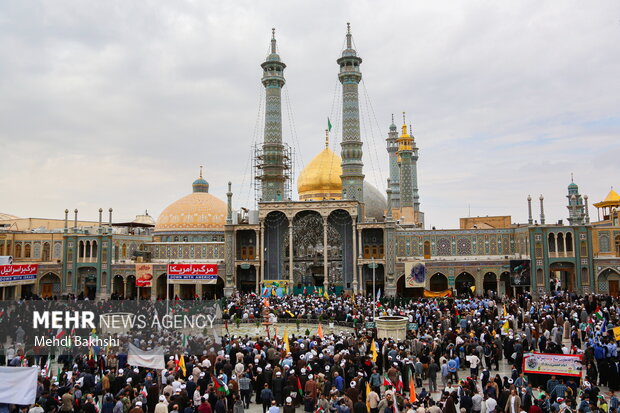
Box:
401 112 409 136
325 129 329 149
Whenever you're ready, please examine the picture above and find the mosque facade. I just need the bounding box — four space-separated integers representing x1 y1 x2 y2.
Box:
1 26 620 300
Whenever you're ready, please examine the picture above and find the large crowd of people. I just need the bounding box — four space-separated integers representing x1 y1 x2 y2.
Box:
3 290 620 413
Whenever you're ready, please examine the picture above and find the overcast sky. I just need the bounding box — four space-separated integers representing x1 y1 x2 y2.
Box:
1 1 619 228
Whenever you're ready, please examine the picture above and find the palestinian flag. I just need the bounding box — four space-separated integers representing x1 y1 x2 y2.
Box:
298 376 303 395
455 308 461 322
211 373 230 395
383 374 394 388
396 374 403 392
594 306 604 320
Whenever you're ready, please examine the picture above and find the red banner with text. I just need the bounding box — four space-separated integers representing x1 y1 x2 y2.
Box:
167 264 218 283
0 264 39 283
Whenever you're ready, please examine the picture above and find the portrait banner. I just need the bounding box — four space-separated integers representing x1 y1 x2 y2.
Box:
522 353 582 377
405 261 426 288
135 263 153 287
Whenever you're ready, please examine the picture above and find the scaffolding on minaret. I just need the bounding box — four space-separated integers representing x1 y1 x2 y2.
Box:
252 143 294 204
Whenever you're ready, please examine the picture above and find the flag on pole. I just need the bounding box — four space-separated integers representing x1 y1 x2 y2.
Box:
370 340 378 363
594 306 604 320
317 324 324 339
383 374 393 388
178 354 186 376
327 118 332 132
55 328 65 340
366 382 371 410
409 368 417 403
397 375 403 392
211 373 229 395
297 376 303 395
324 289 329 299
502 320 510 333
503 305 507 317
283 330 290 354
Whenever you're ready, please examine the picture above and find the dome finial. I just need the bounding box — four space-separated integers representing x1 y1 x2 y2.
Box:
271 28 277 53
346 22 352 49
325 129 329 149
392 113 394 124
200 165 203 179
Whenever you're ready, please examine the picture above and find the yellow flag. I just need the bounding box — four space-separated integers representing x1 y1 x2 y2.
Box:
366 381 371 410
283 329 290 353
470 286 476 293
502 321 509 333
324 289 329 299
503 305 507 317
178 354 186 376
370 339 378 362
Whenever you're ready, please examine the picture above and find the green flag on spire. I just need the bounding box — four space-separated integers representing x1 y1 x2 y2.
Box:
327 118 332 132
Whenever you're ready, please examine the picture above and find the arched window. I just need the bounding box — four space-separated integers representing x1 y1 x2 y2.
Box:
122 244 127 258
423 241 431 259
557 233 565 253
92 241 98 259
566 233 573 253
85 241 91 258
548 233 556 253
580 241 587 257
536 268 544 286
79 241 85 258
15 244 22 258
24 244 31 258
616 235 620 257
42 242 51 261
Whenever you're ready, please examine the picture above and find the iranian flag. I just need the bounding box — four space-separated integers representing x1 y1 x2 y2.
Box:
594 306 604 320
55 328 65 340
396 375 403 392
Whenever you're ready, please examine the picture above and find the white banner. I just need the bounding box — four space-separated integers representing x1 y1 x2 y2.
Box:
0 366 38 405
127 343 165 370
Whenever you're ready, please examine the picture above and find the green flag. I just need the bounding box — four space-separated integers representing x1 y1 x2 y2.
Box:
327 117 332 132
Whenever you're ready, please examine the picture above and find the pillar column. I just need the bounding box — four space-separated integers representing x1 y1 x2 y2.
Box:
288 222 294 289
352 221 358 294
123 279 127 298
258 221 264 293
173 283 180 299
357 227 363 294
323 216 329 293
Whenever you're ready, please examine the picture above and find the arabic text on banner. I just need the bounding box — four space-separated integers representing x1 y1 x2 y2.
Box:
523 353 583 377
0 264 38 283
135 263 153 287
167 263 218 283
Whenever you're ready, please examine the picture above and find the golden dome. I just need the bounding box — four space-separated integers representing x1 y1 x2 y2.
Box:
604 188 620 203
297 144 343 201
155 173 226 233
594 188 620 209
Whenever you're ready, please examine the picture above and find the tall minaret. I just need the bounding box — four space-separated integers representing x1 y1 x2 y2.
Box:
410 123 421 213
338 23 364 202
386 115 400 209
260 28 286 201
567 175 586 225
398 113 414 209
